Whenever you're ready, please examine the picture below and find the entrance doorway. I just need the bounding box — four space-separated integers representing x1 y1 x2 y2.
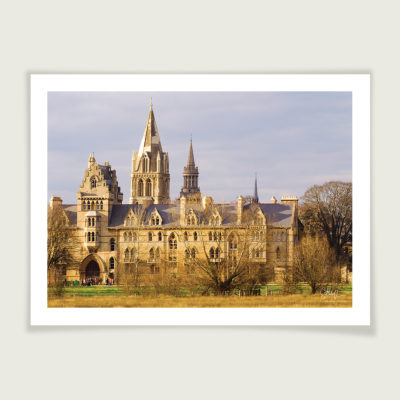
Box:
85 260 100 279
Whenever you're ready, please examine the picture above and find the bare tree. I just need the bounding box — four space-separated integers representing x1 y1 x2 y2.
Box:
291 235 337 294
183 202 266 295
300 181 352 263
116 204 147 294
47 205 78 287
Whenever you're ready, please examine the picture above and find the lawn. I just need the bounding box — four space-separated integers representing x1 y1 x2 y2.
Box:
48 284 352 308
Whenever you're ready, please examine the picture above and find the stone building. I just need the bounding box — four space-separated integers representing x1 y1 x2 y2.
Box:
50 103 301 283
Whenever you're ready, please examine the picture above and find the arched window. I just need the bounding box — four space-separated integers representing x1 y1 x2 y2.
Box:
155 248 160 259
149 248 154 261
209 248 215 259
91 232 95 241
132 232 137 241
228 234 238 250
184 231 188 241
124 248 129 261
213 232 217 241
146 179 152 196
191 248 196 259
100 201 103 210
88 218 91 227
215 248 220 259
110 238 115 251
156 217 160 225
138 179 144 196
130 248 135 260
91 201 95 211
158 232 162 241
124 232 128 242
91 178 96 189
208 232 212 241
82 200 86 210
276 247 281 260
110 257 115 270
193 232 198 241
96 201 99 210
185 249 190 259
169 233 177 250
129 232 132 242
252 248 255 258
92 217 95 227
148 232 152 241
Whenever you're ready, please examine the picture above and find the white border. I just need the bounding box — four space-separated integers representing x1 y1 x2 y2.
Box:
31 74 370 325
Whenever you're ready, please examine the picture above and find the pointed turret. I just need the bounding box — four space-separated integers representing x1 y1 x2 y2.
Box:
180 138 201 203
187 138 195 167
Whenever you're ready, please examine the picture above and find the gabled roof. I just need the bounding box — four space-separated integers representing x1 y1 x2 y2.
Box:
62 204 77 225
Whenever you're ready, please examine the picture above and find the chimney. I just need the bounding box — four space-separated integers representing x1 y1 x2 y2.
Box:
281 196 299 223
50 196 62 209
237 195 244 224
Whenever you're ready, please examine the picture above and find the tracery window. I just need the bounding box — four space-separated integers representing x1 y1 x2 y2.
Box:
138 179 144 196
169 233 177 250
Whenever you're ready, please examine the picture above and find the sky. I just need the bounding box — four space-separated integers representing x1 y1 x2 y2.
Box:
48 92 352 204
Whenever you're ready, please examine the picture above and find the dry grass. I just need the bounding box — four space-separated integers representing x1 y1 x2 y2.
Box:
48 293 352 308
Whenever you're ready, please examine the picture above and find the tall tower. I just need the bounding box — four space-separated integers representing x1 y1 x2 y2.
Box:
129 102 170 205
180 138 201 204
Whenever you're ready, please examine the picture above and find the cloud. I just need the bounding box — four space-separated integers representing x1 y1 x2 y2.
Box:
48 92 352 203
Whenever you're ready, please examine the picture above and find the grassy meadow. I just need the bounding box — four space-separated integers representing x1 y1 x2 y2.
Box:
48 284 352 308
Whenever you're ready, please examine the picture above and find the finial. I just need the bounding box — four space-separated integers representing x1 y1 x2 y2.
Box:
150 97 153 109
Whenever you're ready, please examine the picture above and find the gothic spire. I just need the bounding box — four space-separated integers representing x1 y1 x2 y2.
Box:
187 137 195 167
253 174 259 203
137 99 162 157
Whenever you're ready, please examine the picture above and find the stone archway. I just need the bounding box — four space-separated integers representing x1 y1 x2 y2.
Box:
80 254 107 283
86 260 100 279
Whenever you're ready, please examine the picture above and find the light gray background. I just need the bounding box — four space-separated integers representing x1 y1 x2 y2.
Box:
1 1 397 399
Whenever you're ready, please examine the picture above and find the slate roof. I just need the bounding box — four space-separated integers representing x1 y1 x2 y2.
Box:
62 204 77 225
107 202 293 228
61 202 294 228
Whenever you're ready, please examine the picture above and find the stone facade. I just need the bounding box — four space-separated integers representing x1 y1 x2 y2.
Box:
50 104 301 283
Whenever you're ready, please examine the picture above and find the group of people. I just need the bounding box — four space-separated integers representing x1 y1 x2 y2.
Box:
80 277 114 286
